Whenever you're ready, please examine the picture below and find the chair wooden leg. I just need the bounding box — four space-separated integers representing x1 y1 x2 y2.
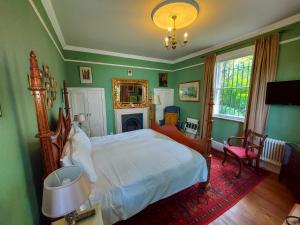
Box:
222 149 228 165
256 158 260 175
236 159 243 178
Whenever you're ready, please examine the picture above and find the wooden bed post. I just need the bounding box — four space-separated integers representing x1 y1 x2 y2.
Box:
63 80 70 116
63 80 71 136
203 90 214 190
28 51 56 176
149 93 153 128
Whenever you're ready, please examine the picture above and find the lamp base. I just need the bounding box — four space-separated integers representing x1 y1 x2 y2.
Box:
65 211 78 225
75 208 96 223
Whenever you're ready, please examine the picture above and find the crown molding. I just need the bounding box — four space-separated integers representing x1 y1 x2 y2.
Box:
28 0 64 59
41 0 66 47
34 0 300 66
280 36 300 44
64 58 172 72
172 62 204 72
64 45 173 64
173 13 300 63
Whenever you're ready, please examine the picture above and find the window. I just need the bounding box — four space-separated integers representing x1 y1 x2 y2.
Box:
214 47 254 122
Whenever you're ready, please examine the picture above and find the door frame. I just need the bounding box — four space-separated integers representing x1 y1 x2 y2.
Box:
67 87 107 136
153 88 174 123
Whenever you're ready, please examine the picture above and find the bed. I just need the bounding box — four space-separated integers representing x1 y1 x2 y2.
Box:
88 129 208 224
27 51 213 224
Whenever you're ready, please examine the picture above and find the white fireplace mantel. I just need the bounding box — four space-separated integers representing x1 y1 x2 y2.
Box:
114 107 148 133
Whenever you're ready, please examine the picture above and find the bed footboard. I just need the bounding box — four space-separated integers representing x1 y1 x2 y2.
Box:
150 121 211 190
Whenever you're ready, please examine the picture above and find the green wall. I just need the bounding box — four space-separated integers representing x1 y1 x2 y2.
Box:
265 35 300 143
172 64 204 124
0 0 66 224
65 52 175 134
64 22 300 144
171 22 300 144
1 1 300 225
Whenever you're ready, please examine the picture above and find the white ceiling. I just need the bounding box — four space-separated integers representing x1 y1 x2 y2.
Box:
45 0 300 62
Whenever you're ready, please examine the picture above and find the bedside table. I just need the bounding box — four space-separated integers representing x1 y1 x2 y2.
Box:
52 204 103 225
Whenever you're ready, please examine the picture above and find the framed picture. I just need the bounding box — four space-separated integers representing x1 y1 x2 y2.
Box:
79 67 93 83
179 80 200 101
159 73 168 87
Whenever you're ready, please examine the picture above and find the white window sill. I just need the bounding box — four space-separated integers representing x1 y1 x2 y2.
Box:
213 114 245 123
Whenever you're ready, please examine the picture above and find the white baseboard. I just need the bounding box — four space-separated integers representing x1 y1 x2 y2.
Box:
259 161 281 174
212 140 224 152
211 140 281 174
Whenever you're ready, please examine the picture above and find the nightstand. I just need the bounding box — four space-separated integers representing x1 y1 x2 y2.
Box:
52 204 103 225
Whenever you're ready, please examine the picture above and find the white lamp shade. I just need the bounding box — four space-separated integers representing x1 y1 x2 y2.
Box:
74 114 86 123
152 94 161 105
42 166 91 218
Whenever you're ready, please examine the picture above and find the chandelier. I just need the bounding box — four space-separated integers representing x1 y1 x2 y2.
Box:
151 0 199 50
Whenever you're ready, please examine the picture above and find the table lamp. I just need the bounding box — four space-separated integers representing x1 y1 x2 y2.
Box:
74 113 86 125
74 114 86 132
152 94 161 122
152 94 161 105
42 166 91 225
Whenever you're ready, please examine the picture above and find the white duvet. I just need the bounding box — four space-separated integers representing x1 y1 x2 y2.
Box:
89 129 208 225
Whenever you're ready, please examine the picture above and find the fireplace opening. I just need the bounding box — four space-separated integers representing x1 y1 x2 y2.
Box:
122 113 143 132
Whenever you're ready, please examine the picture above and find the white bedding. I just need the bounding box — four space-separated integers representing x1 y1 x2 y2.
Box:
89 129 208 225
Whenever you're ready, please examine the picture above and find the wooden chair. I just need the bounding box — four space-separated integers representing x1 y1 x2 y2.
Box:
222 130 267 178
159 106 181 128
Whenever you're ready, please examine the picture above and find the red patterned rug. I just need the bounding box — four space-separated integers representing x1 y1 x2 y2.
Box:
116 154 268 225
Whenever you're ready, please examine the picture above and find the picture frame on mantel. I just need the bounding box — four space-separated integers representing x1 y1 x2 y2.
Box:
179 80 200 102
79 66 93 84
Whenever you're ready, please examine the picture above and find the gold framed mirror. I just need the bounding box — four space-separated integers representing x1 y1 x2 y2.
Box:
112 78 148 109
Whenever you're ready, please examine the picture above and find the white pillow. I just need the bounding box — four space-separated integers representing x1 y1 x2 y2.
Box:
72 128 92 154
68 126 75 139
71 144 98 183
60 141 73 167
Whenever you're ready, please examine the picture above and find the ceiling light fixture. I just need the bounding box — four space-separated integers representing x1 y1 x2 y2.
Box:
151 0 199 50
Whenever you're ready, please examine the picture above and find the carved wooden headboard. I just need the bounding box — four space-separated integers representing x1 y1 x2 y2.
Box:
28 51 71 177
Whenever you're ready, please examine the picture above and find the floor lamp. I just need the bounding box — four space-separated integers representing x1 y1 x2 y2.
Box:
152 94 161 123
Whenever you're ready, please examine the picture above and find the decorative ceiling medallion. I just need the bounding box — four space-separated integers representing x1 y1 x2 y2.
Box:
151 0 199 29
151 0 199 49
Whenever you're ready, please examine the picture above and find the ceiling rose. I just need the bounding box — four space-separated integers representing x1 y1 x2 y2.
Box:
151 0 199 49
151 0 199 30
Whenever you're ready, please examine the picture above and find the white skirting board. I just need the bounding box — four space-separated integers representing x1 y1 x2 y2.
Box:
211 140 281 174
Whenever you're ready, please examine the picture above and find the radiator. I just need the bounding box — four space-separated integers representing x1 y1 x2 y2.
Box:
261 138 286 166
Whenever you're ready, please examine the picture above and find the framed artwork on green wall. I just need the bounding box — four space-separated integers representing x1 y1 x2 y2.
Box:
159 73 168 87
179 80 200 102
79 66 93 84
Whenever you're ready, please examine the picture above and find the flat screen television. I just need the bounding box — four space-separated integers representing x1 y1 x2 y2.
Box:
265 80 300 105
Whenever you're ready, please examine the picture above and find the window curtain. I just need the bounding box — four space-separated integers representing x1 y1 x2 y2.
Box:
244 33 279 134
200 54 216 140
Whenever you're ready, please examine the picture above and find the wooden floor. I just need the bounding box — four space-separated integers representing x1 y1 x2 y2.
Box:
210 173 296 225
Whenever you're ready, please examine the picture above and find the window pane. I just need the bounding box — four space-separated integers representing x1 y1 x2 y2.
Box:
214 55 253 119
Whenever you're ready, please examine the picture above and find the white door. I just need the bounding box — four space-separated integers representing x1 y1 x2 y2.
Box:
154 88 174 123
68 89 91 135
86 89 107 137
68 88 107 137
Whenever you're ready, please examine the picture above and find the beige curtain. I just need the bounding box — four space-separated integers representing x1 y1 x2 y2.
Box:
244 33 279 134
200 54 216 140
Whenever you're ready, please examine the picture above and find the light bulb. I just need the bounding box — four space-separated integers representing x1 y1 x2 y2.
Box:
165 37 169 47
184 33 188 42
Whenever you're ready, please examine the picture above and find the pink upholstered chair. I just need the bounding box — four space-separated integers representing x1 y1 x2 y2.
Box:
222 130 267 178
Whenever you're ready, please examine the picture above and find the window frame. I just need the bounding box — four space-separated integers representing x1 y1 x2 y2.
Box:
213 46 255 123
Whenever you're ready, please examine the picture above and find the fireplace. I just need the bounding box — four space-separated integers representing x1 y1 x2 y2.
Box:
114 107 148 133
122 113 143 132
